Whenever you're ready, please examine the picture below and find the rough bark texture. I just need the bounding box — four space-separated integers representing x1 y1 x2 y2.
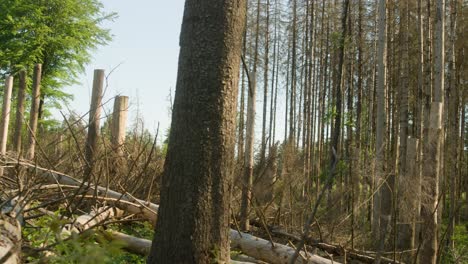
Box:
111 96 129 155
13 71 26 155
420 0 445 261
0 76 13 156
0 76 13 177
26 64 42 160
240 0 260 231
147 1 246 263
420 103 443 264
84 69 104 178
398 138 420 261
372 0 387 244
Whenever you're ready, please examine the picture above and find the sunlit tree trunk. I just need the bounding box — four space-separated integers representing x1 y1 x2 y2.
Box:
148 0 246 262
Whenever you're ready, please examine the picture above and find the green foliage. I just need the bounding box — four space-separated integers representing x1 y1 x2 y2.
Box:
323 106 337 125
0 0 116 111
439 224 468 264
108 221 154 241
46 231 126 264
23 212 150 264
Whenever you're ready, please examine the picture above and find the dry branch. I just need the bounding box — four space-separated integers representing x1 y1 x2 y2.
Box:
4 157 158 222
9 160 338 263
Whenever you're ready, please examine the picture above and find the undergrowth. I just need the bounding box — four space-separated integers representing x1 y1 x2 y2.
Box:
22 212 151 263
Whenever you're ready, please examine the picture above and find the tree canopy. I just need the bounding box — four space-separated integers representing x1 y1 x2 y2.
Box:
0 0 116 113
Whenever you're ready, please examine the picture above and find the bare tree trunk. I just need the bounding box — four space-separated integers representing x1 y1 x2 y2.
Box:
397 0 410 251
26 64 42 160
84 69 105 178
147 0 246 262
373 0 387 245
327 0 349 218
111 96 129 156
240 0 260 232
289 0 297 142
420 1 445 262
445 0 458 249
0 76 13 176
13 71 26 155
260 0 270 163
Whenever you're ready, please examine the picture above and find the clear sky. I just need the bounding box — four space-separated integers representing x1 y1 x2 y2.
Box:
57 0 185 137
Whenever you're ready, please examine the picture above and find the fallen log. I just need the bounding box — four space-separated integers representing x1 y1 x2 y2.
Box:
0 198 23 264
230 230 338 264
106 228 338 264
63 206 123 235
107 231 260 264
0 213 21 264
6 158 158 223
9 159 337 263
268 227 402 264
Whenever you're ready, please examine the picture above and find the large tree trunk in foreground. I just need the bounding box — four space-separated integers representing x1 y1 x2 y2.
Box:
147 0 246 263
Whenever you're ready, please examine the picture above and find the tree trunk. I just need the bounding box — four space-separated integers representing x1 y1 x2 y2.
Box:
396 0 410 251
26 64 42 161
373 0 387 245
147 0 246 263
84 69 104 178
0 76 13 177
445 0 458 249
420 0 445 262
13 71 26 155
327 0 349 218
260 0 270 163
240 0 260 232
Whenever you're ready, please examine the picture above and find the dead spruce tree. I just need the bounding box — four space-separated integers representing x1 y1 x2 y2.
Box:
147 0 247 263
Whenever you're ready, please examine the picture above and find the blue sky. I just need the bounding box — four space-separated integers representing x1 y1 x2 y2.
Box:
57 0 185 137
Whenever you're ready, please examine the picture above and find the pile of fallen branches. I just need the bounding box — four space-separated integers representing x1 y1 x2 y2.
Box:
0 153 408 264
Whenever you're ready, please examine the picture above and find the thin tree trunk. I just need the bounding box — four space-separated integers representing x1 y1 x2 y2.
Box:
240 0 261 232
26 64 42 160
260 0 270 163
373 0 387 246
13 71 26 155
397 0 411 250
445 0 458 249
420 0 445 262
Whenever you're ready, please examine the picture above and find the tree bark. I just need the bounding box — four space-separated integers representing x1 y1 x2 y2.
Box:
13 71 26 155
373 0 387 245
84 69 104 178
0 76 13 176
147 0 246 263
420 0 445 262
26 64 42 160
240 0 260 232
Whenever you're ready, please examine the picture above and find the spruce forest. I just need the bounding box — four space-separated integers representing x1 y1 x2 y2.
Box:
0 0 467 263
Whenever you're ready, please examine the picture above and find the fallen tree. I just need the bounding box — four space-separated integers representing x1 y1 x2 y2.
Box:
4 157 158 223
229 230 338 264
7 158 339 263
0 198 23 264
256 224 402 264
0 213 21 264
106 228 339 264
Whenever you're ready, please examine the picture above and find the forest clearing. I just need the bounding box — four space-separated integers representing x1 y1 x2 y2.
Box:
0 0 467 263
